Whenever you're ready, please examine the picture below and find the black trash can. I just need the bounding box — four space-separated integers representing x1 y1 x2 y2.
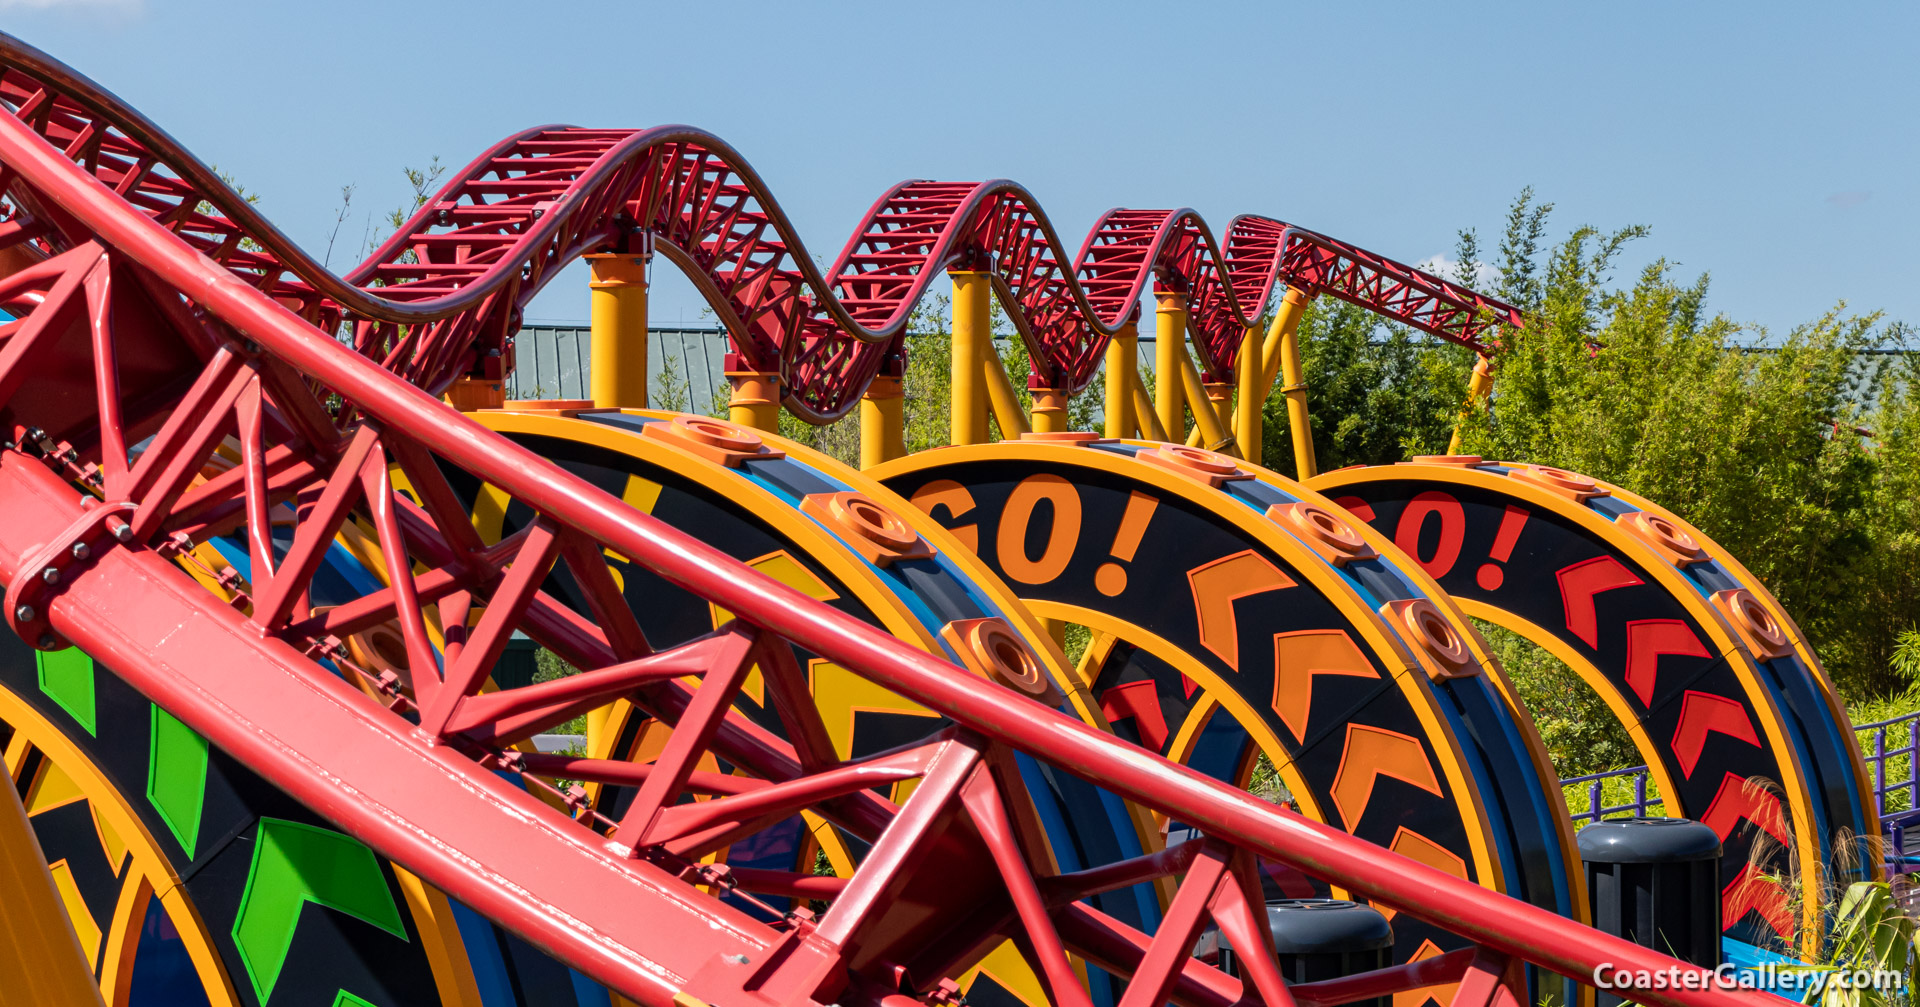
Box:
1206 899 1393 1007
1580 817 1722 1005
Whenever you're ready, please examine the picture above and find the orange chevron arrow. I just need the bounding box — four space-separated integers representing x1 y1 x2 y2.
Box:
1554 555 1644 648
1623 619 1709 704
1330 725 1442 830
1392 941 1461 1007
1723 861 1795 940
1271 629 1378 741
1372 828 1470 922
1671 691 1761 778
1187 550 1295 671
1699 771 1789 848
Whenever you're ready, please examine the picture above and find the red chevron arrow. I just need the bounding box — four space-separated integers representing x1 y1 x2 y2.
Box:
1554 555 1644 648
1671 691 1762 778
1623 619 1710 704
1099 680 1170 752
1722 861 1795 940
1699 771 1789 847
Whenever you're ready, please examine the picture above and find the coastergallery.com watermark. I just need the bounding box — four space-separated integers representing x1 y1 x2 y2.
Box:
1593 964 1905 994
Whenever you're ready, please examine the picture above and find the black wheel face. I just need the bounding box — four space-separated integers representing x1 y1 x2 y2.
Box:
1318 464 1873 951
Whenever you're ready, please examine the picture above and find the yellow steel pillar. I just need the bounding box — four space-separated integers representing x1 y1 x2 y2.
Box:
1175 350 1233 454
1448 352 1495 455
861 375 905 469
1258 287 1316 478
587 252 650 409
1154 292 1188 441
1105 321 1138 438
1259 286 1312 394
0 761 108 1006
1206 382 1235 452
950 271 992 445
981 348 1031 439
1031 388 1068 434
1234 325 1263 464
726 370 781 432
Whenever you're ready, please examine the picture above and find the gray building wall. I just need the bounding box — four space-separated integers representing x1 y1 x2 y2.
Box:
507 325 734 415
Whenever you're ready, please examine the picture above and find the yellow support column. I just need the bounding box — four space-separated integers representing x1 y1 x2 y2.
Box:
1258 287 1317 478
860 374 905 469
1105 321 1138 438
1448 353 1495 455
1234 326 1263 464
1206 383 1234 445
1259 286 1312 395
0 761 108 1007
1154 292 1188 441
1129 373 1169 443
726 370 781 432
1031 388 1068 434
981 348 1031 439
1174 348 1234 455
587 253 650 409
950 271 992 445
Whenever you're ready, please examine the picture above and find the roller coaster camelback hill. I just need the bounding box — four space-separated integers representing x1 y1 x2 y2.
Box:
0 28 1882 1007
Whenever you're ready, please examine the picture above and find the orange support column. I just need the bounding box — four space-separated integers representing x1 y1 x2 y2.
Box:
1448 353 1494 455
1031 388 1068 434
588 252 650 409
861 373 905 469
950 270 992 445
1154 291 1188 441
727 370 781 432
1105 320 1137 438
1234 325 1263 464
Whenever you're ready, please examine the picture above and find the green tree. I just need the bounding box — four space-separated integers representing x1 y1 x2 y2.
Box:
1257 301 1473 477
1455 191 1914 699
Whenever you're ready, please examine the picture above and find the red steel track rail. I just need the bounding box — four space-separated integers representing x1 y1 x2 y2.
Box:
0 38 1759 1007
0 33 1516 431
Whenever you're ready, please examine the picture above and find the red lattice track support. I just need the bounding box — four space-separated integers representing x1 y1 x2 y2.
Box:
0 34 1230 423
0 58 1773 1007
1224 216 1526 352
0 32 1524 433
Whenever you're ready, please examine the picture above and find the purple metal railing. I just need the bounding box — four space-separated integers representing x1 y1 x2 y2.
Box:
1858 709 1920 817
1856 709 1920 871
1567 710 1920 871
1563 765 1663 825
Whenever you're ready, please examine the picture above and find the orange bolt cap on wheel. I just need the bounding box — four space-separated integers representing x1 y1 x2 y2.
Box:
1505 463 1609 502
1381 598 1477 679
1135 445 1250 488
1410 454 1484 466
1710 588 1794 660
643 415 785 467
1018 431 1112 445
941 617 1062 706
800 491 932 566
1616 510 1707 567
1267 501 1378 567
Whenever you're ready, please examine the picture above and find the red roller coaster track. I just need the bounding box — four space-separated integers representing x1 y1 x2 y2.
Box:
0 34 1517 429
0 35 1666 1007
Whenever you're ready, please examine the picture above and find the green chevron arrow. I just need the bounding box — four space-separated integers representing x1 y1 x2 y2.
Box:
232 817 406 1004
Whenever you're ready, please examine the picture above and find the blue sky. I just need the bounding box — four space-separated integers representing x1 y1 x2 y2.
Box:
7 0 1916 339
